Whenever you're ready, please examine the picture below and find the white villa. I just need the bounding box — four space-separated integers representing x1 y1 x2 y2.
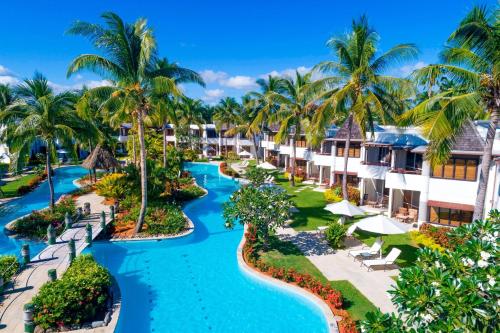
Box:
118 120 500 227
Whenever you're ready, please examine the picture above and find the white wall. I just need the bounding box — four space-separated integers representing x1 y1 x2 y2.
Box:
428 178 478 206
333 157 360 174
358 164 389 180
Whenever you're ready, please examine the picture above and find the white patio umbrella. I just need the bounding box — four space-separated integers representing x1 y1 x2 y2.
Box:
257 161 277 170
238 149 252 157
351 214 411 258
324 200 365 224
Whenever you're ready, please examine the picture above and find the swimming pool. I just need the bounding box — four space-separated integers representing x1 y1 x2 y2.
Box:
0 166 88 257
89 163 329 333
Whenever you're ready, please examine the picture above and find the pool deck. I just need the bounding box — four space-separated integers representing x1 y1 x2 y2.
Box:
277 227 398 314
0 192 119 332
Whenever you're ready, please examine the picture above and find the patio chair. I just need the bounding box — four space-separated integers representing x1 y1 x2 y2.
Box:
347 238 384 261
407 209 418 223
240 160 249 168
361 248 401 271
395 207 409 221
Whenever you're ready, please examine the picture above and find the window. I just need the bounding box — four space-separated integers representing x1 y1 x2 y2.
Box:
166 129 174 136
432 158 478 181
429 206 473 226
295 139 307 147
336 143 361 157
206 129 217 138
406 152 423 170
267 134 275 142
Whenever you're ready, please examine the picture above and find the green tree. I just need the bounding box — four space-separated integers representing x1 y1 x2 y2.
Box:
175 96 205 150
67 12 180 232
313 16 417 199
362 212 499 332
401 6 499 220
223 185 292 247
0 73 95 210
213 97 239 157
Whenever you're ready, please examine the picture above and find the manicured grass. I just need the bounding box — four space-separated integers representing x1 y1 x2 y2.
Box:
275 177 338 231
260 238 378 321
0 173 39 197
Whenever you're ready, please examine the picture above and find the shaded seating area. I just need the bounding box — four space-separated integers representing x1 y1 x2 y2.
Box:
347 238 384 261
81 145 120 183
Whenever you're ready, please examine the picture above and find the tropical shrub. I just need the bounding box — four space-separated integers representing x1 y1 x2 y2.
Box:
226 150 238 162
16 173 46 195
32 255 111 330
0 255 20 283
220 162 240 178
183 149 199 161
362 212 500 332
409 230 444 252
330 184 360 205
223 185 292 247
13 197 76 239
175 184 205 201
324 222 348 249
419 223 454 249
283 172 303 184
144 204 186 235
95 173 127 200
324 189 342 203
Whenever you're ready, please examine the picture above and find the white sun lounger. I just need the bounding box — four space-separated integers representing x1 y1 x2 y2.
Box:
347 238 383 261
240 160 249 167
361 248 401 271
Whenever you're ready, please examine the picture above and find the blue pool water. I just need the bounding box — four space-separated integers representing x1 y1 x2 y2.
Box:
89 163 329 333
0 166 88 257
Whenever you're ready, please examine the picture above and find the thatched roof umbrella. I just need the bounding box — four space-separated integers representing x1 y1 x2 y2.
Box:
82 145 120 182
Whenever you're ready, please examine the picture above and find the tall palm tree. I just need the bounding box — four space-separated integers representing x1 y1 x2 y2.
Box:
313 16 418 199
271 71 328 186
213 97 239 157
0 84 15 111
149 58 204 167
402 6 499 220
0 73 95 210
176 96 205 150
67 12 180 233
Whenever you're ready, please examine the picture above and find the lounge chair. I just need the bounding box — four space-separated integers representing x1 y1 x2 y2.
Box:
361 248 401 271
347 238 383 261
240 160 249 168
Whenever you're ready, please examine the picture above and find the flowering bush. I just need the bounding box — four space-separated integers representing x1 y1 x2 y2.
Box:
13 197 76 239
329 184 360 205
409 230 444 252
32 255 111 330
419 223 455 249
362 211 500 332
17 174 46 195
283 172 303 184
324 189 343 203
0 255 20 284
220 162 240 178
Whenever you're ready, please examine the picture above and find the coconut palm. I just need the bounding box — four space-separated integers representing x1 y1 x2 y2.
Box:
401 6 498 220
176 96 205 150
0 73 95 210
313 16 418 199
0 84 15 112
213 97 239 157
271 71 329 186
67 12 181 233
149 58 204 168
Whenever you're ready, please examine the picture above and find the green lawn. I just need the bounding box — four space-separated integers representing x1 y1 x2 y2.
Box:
275 176 419 267
0 173 39 197
260 237 378 321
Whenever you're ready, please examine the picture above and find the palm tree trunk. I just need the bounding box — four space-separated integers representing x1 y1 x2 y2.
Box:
46 148 55 211
132 134 137 166
163 126 167 168
290 138 296 187
252 134 260 164
342 114 353 201
473 107 499 220
135 110 148 234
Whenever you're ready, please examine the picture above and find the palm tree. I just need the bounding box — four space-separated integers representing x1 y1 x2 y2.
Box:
0 84 15 111
401 6 498 220
313 16 418 199
271 71 328 186
176 96 205 150
213 97 239 157
0 73 95 210
67 12 180 233
149 58 204 167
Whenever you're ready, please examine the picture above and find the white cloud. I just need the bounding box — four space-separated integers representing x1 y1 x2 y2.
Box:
48 79 112 94
220 75 257 89
200 70 228 83
75 74 84 80
260 66 325 81
201 88 224 103
0 65 19 86
399 61 427 77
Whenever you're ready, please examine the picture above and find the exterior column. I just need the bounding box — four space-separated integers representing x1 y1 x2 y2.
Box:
330 142 336 186
417 160 431 226
202 128 208 157
236 134 241 154
218 132 222 156
359 178 366 205
388 188 394 217
306 161 312 179
319 166 324 184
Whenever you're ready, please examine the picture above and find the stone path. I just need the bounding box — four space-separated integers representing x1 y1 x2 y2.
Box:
277 227 399 314
0 193 111 332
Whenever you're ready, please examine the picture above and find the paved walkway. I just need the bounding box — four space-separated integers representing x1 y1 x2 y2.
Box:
0 193 111 332
277 227 399 314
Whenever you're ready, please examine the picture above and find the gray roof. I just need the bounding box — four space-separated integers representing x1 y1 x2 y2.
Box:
451 121 484 152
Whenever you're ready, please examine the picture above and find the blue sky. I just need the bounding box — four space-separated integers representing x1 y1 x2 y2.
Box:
0 0 495 103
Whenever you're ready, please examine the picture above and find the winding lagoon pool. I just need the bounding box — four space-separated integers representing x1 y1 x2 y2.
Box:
0 166 88 257
89 163 329 333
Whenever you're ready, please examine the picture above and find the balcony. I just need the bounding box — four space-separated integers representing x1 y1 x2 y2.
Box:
358 161 390 179
385 172 424 191
312 153 334 166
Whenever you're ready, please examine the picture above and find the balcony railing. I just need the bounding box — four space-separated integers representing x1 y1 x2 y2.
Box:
390 167 422 175
361 161 390 167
